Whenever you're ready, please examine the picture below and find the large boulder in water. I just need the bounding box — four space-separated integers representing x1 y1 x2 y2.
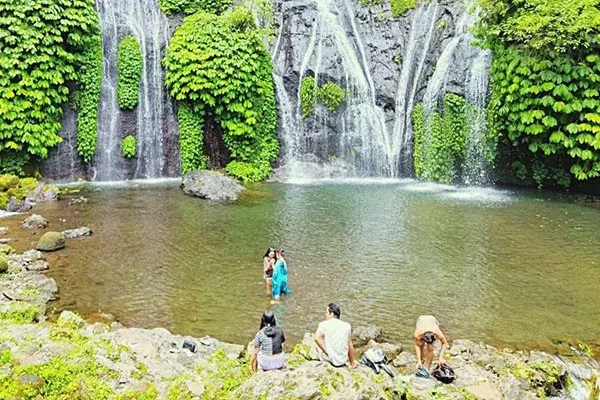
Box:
36 232 66 252
181 171 244 201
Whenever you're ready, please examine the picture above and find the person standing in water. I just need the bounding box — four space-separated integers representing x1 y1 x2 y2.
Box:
271 249 291 300
414 315 448 374
263 248 276 292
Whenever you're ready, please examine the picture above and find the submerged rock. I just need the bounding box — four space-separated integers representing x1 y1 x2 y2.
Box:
36 232 66 252
181 171 245 201
22 214 49 230
62 227 92 239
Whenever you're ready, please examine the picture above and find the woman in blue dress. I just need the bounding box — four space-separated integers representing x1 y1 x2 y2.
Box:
272 249 291 300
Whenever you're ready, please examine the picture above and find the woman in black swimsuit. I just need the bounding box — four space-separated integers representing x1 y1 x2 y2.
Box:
263 248 276 292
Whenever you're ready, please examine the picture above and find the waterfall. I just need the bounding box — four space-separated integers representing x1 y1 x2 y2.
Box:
417 3 493 185
95 0 175 181
391 0 439 175
463 49 493 185
274 0 393 180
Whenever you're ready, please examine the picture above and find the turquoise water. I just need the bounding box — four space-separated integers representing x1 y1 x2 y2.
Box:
4 179 599 350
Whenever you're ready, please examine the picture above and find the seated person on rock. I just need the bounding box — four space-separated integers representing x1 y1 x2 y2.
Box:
414 315 448 374
250 310 286 372
314 303 358 369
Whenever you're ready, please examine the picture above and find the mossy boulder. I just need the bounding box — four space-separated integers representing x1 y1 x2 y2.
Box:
0 244 15 255
0 175 19 191
0 255 8 273
36 232 66 252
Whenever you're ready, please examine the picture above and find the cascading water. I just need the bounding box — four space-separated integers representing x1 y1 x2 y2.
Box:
95 0 175 181
391 0 439 175
463 49 492 185
417 3 493 185
273 0 394 180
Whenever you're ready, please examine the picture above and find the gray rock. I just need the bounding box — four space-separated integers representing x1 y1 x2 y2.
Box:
352 324 385 345
67 196 88 205
182 171 245 201
62 227 92 239
0 226 7 235
25 260 49 272
36 232 66 251
364 339 402 359
0 238 11 244
22 214 49 229
19 374 45 390
25 182 59 204
22 250 45 262
7 197 33 213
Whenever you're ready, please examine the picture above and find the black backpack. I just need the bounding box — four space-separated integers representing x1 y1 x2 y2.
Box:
432 363 456 384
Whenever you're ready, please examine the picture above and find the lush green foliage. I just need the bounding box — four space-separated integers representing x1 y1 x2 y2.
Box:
300 77 318 119
301 78 346 118
159 0 232 15
476 0 600 186
121 135 137 159
164 8 278 182
474 0 600 53
317 82 346 112
177 103 207 174
117 37 143 110
390 0 416 17
76 31 103 163
412 94 468 183
0 151 30 176
0 0 100 164
487 47 600 183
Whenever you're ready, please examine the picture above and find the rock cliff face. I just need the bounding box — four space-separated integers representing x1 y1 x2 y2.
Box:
271 0 491 180
43 0 490 182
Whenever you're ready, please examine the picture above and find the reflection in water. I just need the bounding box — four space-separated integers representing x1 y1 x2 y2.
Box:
3 182 599 351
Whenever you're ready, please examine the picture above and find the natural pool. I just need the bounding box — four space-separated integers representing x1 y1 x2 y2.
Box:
3 179 599 351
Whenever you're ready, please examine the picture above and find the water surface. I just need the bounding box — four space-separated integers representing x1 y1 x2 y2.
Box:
3 180 599 350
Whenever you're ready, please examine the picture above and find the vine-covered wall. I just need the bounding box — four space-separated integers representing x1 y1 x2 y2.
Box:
163 7 278 182
412 94 468 183
476 0 600 188
0 0 101 174
117 36 143 111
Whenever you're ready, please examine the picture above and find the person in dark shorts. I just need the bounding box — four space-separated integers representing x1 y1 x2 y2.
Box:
263 248 276 292
414 315 448 374
250 310 286 372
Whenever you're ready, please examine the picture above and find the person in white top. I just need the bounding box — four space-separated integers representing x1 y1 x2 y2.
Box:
314 303 358 368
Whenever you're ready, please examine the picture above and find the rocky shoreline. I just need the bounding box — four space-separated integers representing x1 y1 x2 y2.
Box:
0 247 599 399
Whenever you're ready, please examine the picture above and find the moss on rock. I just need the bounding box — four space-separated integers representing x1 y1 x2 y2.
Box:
36 232 66 252
0 254 8 273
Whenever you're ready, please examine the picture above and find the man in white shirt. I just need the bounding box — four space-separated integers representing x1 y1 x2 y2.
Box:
314 303 358 368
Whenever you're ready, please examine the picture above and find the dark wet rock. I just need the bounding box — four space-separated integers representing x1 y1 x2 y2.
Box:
62 227 92 239
22 214 49 230
36 232 66 252
182 171 245 201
